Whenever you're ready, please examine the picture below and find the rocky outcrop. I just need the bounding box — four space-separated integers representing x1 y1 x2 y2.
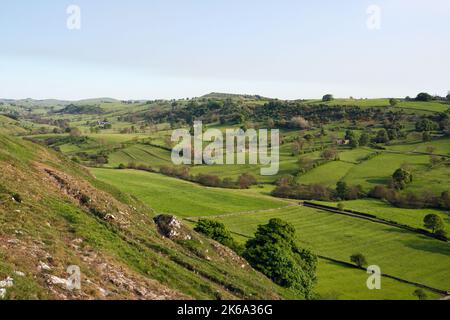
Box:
154 215 192 241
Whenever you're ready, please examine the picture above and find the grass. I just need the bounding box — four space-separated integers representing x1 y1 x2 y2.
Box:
297 161 354 187
316 259 439 300
213 206 450 292
90 168 289 217
312 199 450 231
0 132 298 300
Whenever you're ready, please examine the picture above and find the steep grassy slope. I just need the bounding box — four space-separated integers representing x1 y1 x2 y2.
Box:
0 133 297 300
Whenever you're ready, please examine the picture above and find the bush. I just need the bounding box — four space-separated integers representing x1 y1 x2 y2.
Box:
118 163 126 169
194 220 242 254
413 289 427 300
237 173 257 189
350 253 367 268
243 219 317 299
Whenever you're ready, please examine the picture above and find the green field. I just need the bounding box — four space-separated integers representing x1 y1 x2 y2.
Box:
313 199 450 230
91 168 289 216
211 206 450 293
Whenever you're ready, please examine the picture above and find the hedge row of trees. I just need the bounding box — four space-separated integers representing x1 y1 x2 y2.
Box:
120 163 259 190
272 176 450 211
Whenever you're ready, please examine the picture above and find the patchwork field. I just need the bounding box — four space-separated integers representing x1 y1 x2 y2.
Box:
211 206 450 293
91 167 450 299
313 199 450 230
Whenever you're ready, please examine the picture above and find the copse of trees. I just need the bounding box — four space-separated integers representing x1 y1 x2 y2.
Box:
415 119 438 132
415 92 433 102
243 219 317 299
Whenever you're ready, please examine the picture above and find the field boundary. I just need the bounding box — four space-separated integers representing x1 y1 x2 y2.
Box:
184 203 296 220
221 229 450 297
303 202 449 243
317 255 450 296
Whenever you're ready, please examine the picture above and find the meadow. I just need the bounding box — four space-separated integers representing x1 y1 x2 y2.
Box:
91 168 289 216
91 167 449 299
211 206 450 293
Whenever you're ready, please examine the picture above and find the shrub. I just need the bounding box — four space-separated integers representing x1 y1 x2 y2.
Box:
413 289 427 300
237 173 257 189
194 219 242 254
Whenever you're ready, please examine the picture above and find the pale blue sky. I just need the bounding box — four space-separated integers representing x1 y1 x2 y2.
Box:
1 0 449 100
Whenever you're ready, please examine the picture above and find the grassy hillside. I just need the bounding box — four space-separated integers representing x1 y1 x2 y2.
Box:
0 133 298 300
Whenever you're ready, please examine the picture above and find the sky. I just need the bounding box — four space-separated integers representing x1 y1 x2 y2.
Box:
0 0 449 100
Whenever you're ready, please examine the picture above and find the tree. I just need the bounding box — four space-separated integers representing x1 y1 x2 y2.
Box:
389 98 398 107
423 214 445 234
415 92 433 102
422 131 431 142
321 148 338 161
350 253 367 268
416 119 438 132
336 181 349 200
345 130 360 148
413 289 427 300
359 133 370 146
350 136 360 149
374 129 389 143
243 219 317 299
392 168 413 190
446 93 450 101
322 94 334 102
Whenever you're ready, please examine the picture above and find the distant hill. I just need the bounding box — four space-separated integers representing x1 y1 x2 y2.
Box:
56 104 104 115
201 92 269 100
